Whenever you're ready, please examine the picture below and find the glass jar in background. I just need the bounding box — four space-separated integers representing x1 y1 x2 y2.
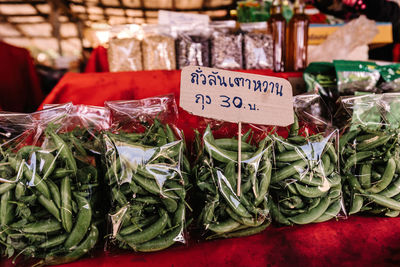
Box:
269 0 286 72
287 0 309 72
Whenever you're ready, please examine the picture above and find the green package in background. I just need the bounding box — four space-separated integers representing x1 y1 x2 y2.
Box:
334 60 380 94
304 62 338 114
378 64 400 92
350 93 381 131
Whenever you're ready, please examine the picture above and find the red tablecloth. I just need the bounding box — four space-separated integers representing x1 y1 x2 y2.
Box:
0 41 44 112
33 69 400 266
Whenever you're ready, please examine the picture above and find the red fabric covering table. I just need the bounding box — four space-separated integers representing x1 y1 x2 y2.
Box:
0 41 44 112
12 69 399 267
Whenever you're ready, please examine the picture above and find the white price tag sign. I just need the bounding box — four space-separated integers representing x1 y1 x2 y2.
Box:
180 66 294 126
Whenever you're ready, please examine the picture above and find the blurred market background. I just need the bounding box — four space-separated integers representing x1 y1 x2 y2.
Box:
0 0 397 112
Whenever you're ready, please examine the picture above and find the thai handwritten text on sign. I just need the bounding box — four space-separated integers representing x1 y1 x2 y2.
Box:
180 66 294 126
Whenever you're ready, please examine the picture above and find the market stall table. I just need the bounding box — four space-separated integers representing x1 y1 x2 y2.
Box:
9 69 396 267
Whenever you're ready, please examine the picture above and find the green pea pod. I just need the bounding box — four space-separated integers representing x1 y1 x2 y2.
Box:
255 159 272 206
0 190 14 226
133 196 160 205
347 174 363 192
280 195 304 209
120 215 159 236
271 160 308 184
276 150 306 162
133 173 178 200
224 161 237 190
64 193 92 250
367 158 396 193
40 225 98 265
268 197 292 226
165 124 176 143
14 182 25 199
356 135 392 151
385 209 400 217
325 142 338 164
380 176 400 198
38 151 56 180
322 154 331 175
241 128 252 142
288 196 330 225
112 187 128 206
38 195 61 222
313 199 342 223
161 197 178 213
365 192 400 211
47 179 61 209
203 126 252 163
21 219 62 233
214 138 255 152
164 180 186 200
38 233 68 249
53 169 75 179
207 218 241 233
119 209 168 245
343 151 375 172
349 194 363 215
216 170 252 218
0 182 16 195
135 223 183 252
226 207 264 227
46 128 77 174
173 202 185 226
360 164 372 189
339 130 360 153
289 114 299 137
213 221 270 239
293 173 323 187
10 158 51 199
61 176 73 232
295 183 330 198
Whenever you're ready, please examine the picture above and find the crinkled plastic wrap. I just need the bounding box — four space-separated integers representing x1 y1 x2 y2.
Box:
241 22 273 70
103 96 189 252
338 93 400 217
194 123 272 239
269 94 343 226
142 25 176 71
176 33 210 69
107 24 143 72
0 104 109 265
211 21 243 70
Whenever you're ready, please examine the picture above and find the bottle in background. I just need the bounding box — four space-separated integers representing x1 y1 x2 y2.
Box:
269 0 286 72
287 0 309 72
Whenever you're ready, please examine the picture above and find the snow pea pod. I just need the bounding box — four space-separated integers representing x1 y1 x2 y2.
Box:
288 196 330 225
64 193 92 250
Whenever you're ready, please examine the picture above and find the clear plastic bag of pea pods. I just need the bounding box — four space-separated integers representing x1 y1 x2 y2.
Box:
0 103 110 265
103 95 190 252
337 93 400 217
269 94 345 226
193 121 272 239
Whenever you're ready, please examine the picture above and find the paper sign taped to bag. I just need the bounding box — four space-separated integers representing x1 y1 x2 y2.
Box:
180 66 294 126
